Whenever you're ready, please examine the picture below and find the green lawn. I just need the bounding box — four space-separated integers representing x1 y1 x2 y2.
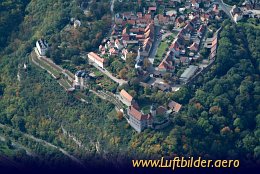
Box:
156 41 168 60
141 106 151 115
97 76 117 92
93 69 104 77
33 57 61 77
158 6 164 14
58 78 71 89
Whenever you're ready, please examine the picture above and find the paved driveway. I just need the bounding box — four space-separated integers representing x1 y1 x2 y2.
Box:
91 62 127 86
148 26 162 64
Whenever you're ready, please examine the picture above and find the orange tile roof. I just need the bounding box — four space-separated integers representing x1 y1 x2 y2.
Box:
88 52 105 63
158 60 173 70
212 37 218 47
129 106 151 121
168 101 182 112
120 89 133 103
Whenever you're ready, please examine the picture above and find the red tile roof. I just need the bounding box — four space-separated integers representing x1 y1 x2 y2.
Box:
129 106 151 121
149 7 157 11
88 52 105 63
127 20 136 25
190 42 199 51
168 101 182 112
158 59 174 71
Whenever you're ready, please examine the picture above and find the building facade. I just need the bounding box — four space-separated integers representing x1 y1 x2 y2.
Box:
128 106 152 133
36 39 48 56
88 52 107 68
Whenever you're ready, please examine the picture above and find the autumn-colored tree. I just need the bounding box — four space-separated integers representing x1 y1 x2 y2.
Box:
119 68 127 80
117 111 123 120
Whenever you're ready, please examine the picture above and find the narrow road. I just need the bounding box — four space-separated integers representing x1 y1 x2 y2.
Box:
31 50 125 108
148 26 161 64
215 0 234 22
91 62 127 86
0 123 85 168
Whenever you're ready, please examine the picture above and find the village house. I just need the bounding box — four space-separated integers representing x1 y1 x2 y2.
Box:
180 65 199 83
153 82 171 92
197 25 205 37
189 42 199 52
127 101 174 132
73 70 92 89
168 100 182 113
148 6 157 14
157 14 170 25
185 1 191 9
114 39 124 50
119 89 134 106
209 28 221 59
175 16 185 28
109 47 118 56
157 52 175 72
231 5 243 22
88 52 107 68
213 4 219 14
203 0 211 8
128 106 153 133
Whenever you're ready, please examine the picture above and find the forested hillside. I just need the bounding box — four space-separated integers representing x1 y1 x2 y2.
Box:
0 0 29 50
0 0 259 169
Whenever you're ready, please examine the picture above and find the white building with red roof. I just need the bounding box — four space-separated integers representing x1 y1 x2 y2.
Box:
88 52 107 68
128 106 153 132
120 89 134 106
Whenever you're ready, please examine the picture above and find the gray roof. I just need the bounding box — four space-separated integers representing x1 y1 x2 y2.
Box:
180 65 198 81
37 39 48 49
75 70 88 78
